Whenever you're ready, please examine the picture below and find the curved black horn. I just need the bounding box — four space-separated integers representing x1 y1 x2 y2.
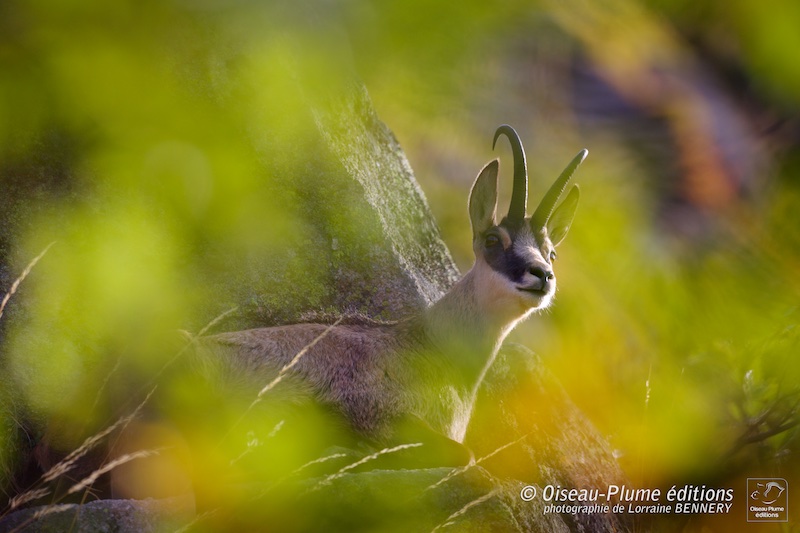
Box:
531 149 588 228
493 125 527 223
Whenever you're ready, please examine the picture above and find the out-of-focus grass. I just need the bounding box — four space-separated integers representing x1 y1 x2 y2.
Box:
548 166 800 482
0 0 799 527
355 0 800 492
0 0 334 507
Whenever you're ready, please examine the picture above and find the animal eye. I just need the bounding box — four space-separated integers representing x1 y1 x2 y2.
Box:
549 250 557 262
484 234 500 248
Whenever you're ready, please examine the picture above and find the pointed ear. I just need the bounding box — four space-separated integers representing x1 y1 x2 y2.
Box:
468 160 499 236
546 185 580 246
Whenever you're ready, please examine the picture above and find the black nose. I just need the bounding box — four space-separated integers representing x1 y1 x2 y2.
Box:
529 266 554 283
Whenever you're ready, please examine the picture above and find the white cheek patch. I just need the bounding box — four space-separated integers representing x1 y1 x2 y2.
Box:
476 228 558 312
481 260 522 294
474 260 524 305
508 234 558 310
474 259 553 315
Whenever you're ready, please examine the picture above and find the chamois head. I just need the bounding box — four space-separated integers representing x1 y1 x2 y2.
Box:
468 125 586 312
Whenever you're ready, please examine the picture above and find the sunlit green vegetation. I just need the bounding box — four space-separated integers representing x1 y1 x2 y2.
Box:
1 0 798 531
364 0 800 495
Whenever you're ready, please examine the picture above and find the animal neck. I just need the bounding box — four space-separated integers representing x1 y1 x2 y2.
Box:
419 260 530 395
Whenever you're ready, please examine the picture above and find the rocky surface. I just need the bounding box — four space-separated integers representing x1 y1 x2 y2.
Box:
211 57 460 330
0 21 633 533
0 498 189 533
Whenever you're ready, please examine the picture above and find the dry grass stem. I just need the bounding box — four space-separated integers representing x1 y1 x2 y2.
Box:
7 488 50 511
91 356 122 412
222 317 345 443
218 318 344 448
230 421 284 466
30 504 74 521
267 420 285 438
196 306 240 338
256 452 349 499
42 387 156 483
425 433 529 492
430 488 501 532
310 443 422 492
67 449 162 495
172 509 219 533
4 504 74 533
291 452 348 477
0 242 55 322
253 317 344 404
144 305 240 396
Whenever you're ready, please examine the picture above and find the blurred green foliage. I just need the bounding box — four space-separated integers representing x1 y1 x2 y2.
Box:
1 0 799 530
0 0 329 501
350 0 800 510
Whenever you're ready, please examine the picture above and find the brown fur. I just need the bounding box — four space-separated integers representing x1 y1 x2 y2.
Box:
195 149 582 457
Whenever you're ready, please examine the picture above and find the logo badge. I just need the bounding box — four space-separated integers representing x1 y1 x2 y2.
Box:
747 478 788 522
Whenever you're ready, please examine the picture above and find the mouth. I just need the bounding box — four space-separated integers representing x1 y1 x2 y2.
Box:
517 286 548 296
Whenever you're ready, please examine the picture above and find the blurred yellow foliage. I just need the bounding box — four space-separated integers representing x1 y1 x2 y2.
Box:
0 0 798 530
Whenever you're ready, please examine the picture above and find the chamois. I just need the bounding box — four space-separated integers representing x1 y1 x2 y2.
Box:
198 125 586 464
